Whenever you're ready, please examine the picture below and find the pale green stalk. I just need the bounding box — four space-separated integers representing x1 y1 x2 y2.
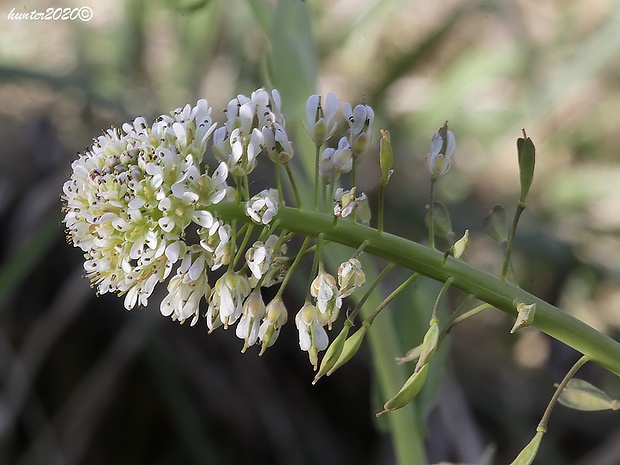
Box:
211 203 620 377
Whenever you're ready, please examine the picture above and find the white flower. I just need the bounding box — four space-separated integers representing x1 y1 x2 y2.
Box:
258 298 289 355
245 188 280 224
333 187 367 218
303 92 340 145
262 122 294 164
337 258 366 298
208 272 251 330
319 137 352 184
426 122 455 177
198 219 232 271
295 302 329 369
236 292 267 352
310 270 342 328
342 101 374 155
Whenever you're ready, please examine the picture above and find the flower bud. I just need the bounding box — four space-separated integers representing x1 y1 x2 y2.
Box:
426 121 455 177
343 101 374 156
379 129 393 186
258 298 288 355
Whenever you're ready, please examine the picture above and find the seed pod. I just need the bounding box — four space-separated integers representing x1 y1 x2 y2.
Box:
379 129 393 186
517 130 535 204
484 205 508 245
509 430 544 465
327 324 368 376
415 319 440 372
376 363 430 416
313 321 351 384
558 378 617 411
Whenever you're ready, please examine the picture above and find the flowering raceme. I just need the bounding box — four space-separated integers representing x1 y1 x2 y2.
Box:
62 88 368 363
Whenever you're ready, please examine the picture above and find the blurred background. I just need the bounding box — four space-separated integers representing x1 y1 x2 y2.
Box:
1 0 619 464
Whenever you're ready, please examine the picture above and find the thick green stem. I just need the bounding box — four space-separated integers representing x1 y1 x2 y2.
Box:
211 203 620 377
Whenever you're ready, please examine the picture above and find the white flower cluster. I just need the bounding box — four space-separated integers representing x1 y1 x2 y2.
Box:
62 89 292 353
63 88 371 361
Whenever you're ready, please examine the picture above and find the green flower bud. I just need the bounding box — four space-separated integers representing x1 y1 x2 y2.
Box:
326 324 368 376
509 430 544 465
376 363 429 416
558 378 618 411
484 205 508 245
313 320 352 384
379 129 393 186
517 130 535 204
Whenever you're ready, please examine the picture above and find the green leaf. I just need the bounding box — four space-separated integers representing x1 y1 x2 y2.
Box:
558 378 618 411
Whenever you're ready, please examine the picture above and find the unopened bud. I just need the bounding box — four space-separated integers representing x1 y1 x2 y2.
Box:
379 129 393 186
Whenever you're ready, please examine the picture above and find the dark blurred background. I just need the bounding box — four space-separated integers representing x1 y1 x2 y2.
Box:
1 0 619 464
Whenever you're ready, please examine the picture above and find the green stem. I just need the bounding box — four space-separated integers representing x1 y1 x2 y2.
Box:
378 184 386 234
502 202 525 282
275 163 284 205
210 203 620 377
284 163 302 208
428 177 437 248
538 356 589 432
365 273 421 326
314 144 321 210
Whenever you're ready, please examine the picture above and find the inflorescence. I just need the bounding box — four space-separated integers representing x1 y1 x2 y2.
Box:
62 88 389 364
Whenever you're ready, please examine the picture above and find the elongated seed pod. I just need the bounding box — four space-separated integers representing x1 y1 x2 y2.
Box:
313 321 351 384
327 324 368 376
376 363 430 416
